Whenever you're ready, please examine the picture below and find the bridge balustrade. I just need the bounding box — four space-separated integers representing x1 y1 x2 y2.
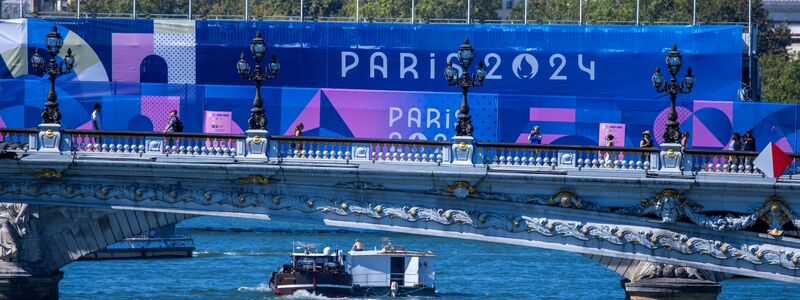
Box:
9 126 800 177
270 136 449 164
63 129 244 157
685 149 761 174
0 128 36 151
476 142 659 170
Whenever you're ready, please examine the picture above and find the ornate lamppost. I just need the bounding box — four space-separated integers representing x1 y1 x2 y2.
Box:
444 38 486 165
444 38 486 138
652 44 695 144
236 31 280 131
31 25 75 125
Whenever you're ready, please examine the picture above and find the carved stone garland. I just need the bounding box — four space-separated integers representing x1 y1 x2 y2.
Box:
620 190 794 237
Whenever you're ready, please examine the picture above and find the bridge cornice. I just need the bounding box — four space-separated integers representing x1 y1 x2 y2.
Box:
3 155 798 211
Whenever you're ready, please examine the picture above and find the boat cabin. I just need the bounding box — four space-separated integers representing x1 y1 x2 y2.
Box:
284 247 345 273
348 243 435 290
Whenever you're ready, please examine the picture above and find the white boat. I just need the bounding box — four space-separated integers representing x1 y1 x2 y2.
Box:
348 241 435 297
81 225 194 260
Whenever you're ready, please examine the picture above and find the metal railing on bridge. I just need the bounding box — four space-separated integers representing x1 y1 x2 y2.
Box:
7 0 753 28
4 127 800 178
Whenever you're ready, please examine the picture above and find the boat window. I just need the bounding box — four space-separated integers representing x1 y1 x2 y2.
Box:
315 257 332 265
296 257 315 269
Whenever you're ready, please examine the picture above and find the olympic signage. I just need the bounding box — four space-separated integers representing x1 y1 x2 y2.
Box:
197 22 744 101
340 52 596 81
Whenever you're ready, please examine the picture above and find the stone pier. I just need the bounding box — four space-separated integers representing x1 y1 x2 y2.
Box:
0 271 62 300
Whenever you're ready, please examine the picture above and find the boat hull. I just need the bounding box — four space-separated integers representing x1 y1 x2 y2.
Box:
80 247 193 260
270 272 353 297
354 286 436 297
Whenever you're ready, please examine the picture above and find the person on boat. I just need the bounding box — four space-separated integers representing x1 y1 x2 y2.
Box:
390 281 399 297
352 239 363 251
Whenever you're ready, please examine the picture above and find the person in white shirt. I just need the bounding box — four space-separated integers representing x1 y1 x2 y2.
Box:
91 103 101 130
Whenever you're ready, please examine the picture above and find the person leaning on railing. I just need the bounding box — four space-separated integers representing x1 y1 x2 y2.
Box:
741 130 757 170
729 133 742 151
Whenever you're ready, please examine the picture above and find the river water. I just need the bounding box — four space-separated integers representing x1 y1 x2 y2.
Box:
60 217 800 299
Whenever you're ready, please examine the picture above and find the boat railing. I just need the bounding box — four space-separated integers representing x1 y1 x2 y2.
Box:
352 272 427 287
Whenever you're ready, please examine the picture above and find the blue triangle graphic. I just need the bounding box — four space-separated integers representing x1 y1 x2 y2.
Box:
319 90 354 138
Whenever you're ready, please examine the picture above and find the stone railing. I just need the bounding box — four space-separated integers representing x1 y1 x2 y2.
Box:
0 128 37 151
9 124 800 178
476 142 660 170
685 149 761 174
63 129 244 157
270 136 450 164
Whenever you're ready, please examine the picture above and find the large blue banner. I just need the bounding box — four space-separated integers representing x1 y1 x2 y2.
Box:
4 19 779 153
196 22 743 101
0 19 742 101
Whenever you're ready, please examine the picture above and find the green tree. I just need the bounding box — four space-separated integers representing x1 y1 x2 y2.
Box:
759 23 792 56
137 0 191 16
760 53 800 103
510 0 789 56
249 0 301 17
420 0 500 22
342 0 412 20
511 0 692 24
248 0 346 18
584 0 636 24
67 0 133 14
509 0 581 23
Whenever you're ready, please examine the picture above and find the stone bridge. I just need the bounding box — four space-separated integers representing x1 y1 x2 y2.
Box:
1 126 800 299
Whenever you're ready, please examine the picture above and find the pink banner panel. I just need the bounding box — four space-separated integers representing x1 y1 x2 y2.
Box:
529 108 576 122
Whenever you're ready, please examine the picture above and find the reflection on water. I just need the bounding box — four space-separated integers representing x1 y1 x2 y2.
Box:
60 217 800 299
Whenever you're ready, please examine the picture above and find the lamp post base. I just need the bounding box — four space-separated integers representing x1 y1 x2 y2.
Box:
659 143 683 174
244 129 269 159
36 123 62 153
451 136 474 166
